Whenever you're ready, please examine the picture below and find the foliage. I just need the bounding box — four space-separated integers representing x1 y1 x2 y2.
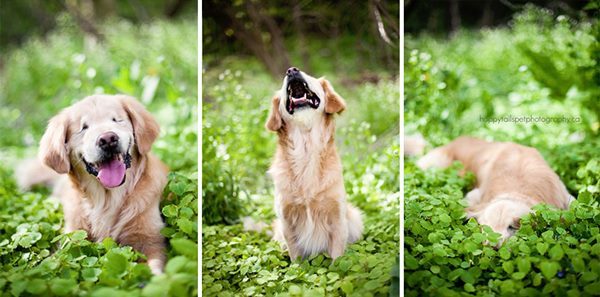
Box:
202 56 399 295
0 166 198 296
1 2 197 51
405 159 600 296
405 6 598 145
0 17 198 296
203 0 399 77
405 7 600 295
203 205 398 297
513 6 597 100
201 63 273 225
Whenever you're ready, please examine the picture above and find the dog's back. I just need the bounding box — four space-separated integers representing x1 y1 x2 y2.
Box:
417 136 572 242
15 158 61 191
481 142 571 209
420 136 571 208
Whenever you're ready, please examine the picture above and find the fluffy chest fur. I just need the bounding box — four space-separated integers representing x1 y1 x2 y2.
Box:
269 120 346 256
68 155 153 242
269 120 340 202
81 184 128 240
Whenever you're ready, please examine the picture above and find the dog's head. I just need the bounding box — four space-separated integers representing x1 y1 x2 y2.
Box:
266 67 346 131
468 198 530 245
39 95 159 189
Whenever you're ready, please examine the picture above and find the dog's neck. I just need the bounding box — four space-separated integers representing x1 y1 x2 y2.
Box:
278 116 337 197
68 151 147 241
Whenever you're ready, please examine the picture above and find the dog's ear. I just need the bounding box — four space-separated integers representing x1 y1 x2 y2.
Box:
464 206 480 220
121 96 160 155
39 112 70 174
320 78 346 114
266 94 283 131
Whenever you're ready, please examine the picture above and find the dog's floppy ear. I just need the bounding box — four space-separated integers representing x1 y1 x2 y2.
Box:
266 94 283 131
320 78 346 114
39 112 70 174
121 96 160 155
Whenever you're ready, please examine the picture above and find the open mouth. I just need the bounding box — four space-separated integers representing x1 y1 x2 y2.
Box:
83 152 131 188
286 78 320 114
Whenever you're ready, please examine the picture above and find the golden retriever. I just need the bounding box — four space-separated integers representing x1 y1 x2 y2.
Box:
265 67 363 260
417 136 574 243
20 95 167 274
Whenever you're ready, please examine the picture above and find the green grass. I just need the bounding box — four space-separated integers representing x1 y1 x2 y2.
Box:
0 17 198 296
202 56 399 295
404 7 600 295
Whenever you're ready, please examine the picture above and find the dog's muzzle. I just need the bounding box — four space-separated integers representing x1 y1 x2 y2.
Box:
285 67 320 114
82 133 132 188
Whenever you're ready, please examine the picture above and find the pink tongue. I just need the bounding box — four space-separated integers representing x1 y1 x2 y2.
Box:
97 159 126 188
292 95 307 104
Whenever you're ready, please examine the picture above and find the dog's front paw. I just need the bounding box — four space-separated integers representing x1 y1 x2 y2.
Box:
148 258 164 275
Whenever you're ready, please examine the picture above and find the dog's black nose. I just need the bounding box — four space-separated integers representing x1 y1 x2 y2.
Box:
97 132 119 151
286 67 299 77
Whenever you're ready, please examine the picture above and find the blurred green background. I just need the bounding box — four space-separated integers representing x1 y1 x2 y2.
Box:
0 1 198 296
405 1 600 295
202 0 400 296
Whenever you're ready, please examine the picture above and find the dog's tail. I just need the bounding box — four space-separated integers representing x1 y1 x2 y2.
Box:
14 158 60 191
404 134 427 156
242 216 272 235
347 205 364 243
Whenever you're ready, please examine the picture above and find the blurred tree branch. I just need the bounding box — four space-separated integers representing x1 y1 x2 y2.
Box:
62 0 104 41
29 0 55 37
293 0 310 73
449 0 461 32
165 0 190 18
128 0 150 23
204 0 399 77
369 0 398 68
225 1 291 78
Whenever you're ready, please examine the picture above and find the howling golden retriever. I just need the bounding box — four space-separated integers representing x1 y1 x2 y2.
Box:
265 67 363 260
417 136 574 242
20 95 167 274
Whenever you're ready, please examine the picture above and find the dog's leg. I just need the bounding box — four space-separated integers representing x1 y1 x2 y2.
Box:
281 202 308 261
328 224 347 260
118 210 166 275
122 232 165 275
271 219 287 250
60 185 89 235
282 226 302 261
328 205 348 260
465 188 482 208
143 243 166 275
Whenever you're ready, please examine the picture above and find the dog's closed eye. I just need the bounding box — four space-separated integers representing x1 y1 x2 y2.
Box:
507 219 520 235
81 123 88 132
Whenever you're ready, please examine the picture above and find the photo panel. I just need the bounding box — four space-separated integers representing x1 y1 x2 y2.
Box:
403 1 598 295
202 0 400 295
0 1 198 295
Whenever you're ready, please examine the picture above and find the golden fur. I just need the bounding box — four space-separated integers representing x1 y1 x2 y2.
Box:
417 136 573 242
26 94 168 274
266 69 363 260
